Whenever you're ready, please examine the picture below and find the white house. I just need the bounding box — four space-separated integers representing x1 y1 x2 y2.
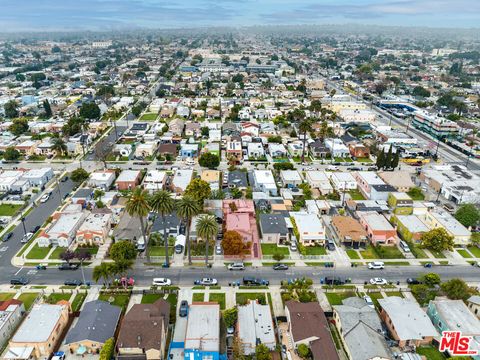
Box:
325 138 350 158
253 170 277 196
290 212 326 246
247 143 265 159
21 167 54 187
37 208 87 248
88 171 116 190
143 170 167 192
329 172 358 191
280 170 302 188
305 171 333 194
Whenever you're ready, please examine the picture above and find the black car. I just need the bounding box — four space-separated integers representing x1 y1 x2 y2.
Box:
10 277 29 285
324 276 345 285
32 225 40 233
61 176 68 182
347 166 362 171
243 277 269 286
3 232 13 242
64 279 83 286
179 300 189 317
58 263 79 270
273 263 289 270
407 278 422 285
327 240 336 251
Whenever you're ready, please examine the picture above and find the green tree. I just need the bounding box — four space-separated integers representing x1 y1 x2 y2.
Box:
43 99 52 117
391 151 400 169
441 278 475 301
71 168 89 183
99 337 115 360
376 150 385 169
79 102 101 119
223 307 238 328
125 188 151 261
109 240 137 262
9 118 29 136
412 86 431 98
52 137 67 157
198 152 220 169
149 190 175 266
385 145 393 168
273 162 294 171
420 273 441 287
255 344 272 360
4 100 18 118
455 204 480 228
184 178 211 205
196 214 218 266
63 116 86 136
297 344 311 359
421 228 455 253
177 196 201 265
272 253 285 262
267 136 282 143
92 262 113 286
3 147 20 161
299 118 312 163
111 258 134 278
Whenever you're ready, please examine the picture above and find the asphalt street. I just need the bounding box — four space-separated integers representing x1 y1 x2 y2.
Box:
85 125 127 161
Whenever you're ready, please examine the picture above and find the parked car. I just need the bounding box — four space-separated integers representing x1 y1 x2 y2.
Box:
363 295 374 308
273 263 289 270
242 277 269 286
347 166 362 171
424 263 433 268
152 278 172 286
327 240 335 251
52 352 65 360
40 193 50 203
179 300 189 317
10 277 29 285
327 165 339 171
21 232 34 243
3 232 13 242
290 242 297 252
194 278 218 286
368 261 385 270
58 263 79 270
443 203 455 213
31 225 40 233
228 262 245 271
369 278 388 285
61 176 68 182
407 278 421 285
324 276 345 285
215 245 222 255
36 264 47 270
64 279 83 286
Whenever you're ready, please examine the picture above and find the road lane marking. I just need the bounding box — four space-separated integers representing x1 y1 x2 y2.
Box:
14 267 23 275
0 246 8 252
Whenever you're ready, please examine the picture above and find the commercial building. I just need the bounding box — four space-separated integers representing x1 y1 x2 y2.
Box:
413 111 459 139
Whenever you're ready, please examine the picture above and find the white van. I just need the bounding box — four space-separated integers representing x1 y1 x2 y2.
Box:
399 241 411 252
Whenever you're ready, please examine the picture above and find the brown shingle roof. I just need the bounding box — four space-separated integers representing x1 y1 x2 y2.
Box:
285 301 339 360
117 299 170 351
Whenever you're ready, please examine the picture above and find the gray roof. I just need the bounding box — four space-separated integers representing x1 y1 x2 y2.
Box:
65 300 121 345
468 295 480 306
378 297 438 341
12 304 65 343
432 298 480 335
259 214 288 235
228 170 248 188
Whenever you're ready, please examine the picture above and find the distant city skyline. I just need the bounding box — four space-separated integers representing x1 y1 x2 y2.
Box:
1 0 479 31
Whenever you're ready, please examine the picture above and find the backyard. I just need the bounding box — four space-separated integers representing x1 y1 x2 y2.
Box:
416 346 446 360
139 113 158 121
348 189 366 200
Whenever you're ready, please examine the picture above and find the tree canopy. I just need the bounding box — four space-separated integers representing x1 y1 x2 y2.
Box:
421 228 455 253
79 102 101 119
184 178 211 204
454 204 480 228
71 168 89 183
199 152 220 169
109 240 137 262
221 230 250 256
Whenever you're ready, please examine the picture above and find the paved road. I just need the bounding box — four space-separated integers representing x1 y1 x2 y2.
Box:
85 125 127 161
0 178 76 279
11 263 480 286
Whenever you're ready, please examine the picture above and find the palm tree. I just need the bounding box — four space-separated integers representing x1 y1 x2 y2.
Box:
92 263 113 287
52 137 67 157
126 188 151 261
196 214 218 266
176 196 201 265
149 190 175 266
299 118 313 163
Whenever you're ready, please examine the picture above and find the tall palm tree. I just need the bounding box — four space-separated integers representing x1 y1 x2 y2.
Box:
126 188 151 261
149 190 175 266
196 214 218 266
92 263 113 287
52 137 67 157
176 196 201 265
299 118 313 163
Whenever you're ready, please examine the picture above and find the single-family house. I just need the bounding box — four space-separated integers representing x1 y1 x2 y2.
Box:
0 300 25 350
280 170 302 188
179 143 199 158
358 211 398 246
135 142 157 158
259 214 289 244
226 141 243 163
184 303 220 360
309 140 330 158
305 171 333 194
143 170 167 192
349 143 370 158
420 211 471 246
224 200 256 247
330 216 368 248
37 206 87 247
390 214 430 243
116 170 142 191
21 167 54 187
88 170 116 190
325 138 350 158
287 141 303 157
329 172 357 191
226 170 248 190
76 211 112 246
268 143 287 158
354 171 395 200
237 301 275 355
290 212 326 246
252 170 277 196
387 192 413 215
171 169 193 194
201 170 220 191
247 143 265 159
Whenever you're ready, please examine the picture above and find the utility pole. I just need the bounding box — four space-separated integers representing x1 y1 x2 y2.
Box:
20 217 27 236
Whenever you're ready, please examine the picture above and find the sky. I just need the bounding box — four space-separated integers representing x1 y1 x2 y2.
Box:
0 0 479 31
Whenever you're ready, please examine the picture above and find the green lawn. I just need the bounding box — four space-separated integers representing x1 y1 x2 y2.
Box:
457 249 472 258
26 244 51 260
0 293 15 301
468 246 480 258
209 293 226 310
417 346 446 360
0 204 22 216
360 245 405 259
48 247 65 259
385 291 404 298
261 244 289 255
359 245 377 259
236 292 266 305
46 293 72 304
335 157 352 162
150 246 174 256
348 189 366 200
98 293 130 312
325 291 357 306
368 292 384 308
71 292 87 312
346 249 361 259
139 113 158 121
408 242 428 258
304 246 327 255
141 294 164 304
192 293 205 302
17 293 38 310
429 249 446 258
385 261 410 266
356 157 372 163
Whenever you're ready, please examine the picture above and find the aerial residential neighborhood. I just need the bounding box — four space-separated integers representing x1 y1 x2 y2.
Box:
0 4 479 360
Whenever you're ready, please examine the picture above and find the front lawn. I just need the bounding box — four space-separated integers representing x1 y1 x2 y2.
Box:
236 292 266 305
71 292 87 312
325 291 357 306
346 249 361 259
209 293 226 310
303 246 327 255
139 113 158 121
48 247 65 259
46 293 72 304
17 293 38 310
356 157 372 163
360 245 405 259
0 204 22 216
192 293 205 302
368 292 384 308
359 245 377 259
0 293 15 301
141 294 164 304
457 249 472 258
386 291 404 298
429 249 446 258
416 346 446 360
150 246 174 256
468 246 480 258
26 244 51 260
348 189 366 200
261 244 289 255
98 293 131 312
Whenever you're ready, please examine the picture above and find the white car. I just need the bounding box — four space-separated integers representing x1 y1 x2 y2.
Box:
21 232 33 243
327 165 339 171
195 278 218 286
152 278 172 286
369 278 388 285
363 295 374 308
40 193 50 203
368 261 385 270
228 262 245 271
